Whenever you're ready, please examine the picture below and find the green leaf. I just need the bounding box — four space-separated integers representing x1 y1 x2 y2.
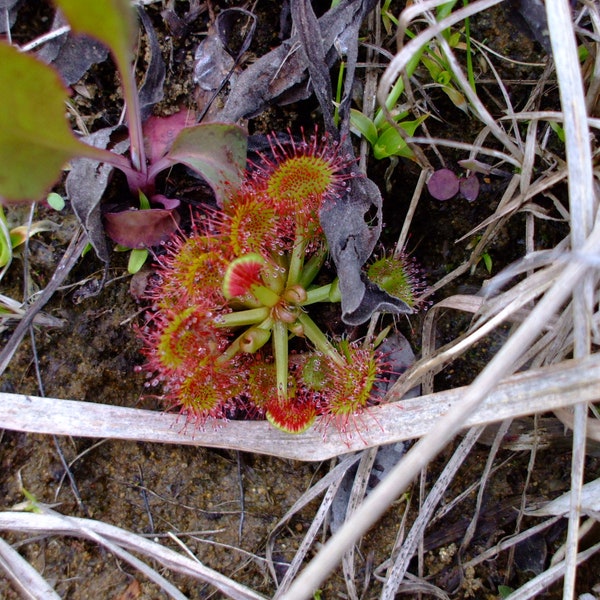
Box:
436 0 459 20
20 487 42 513
448 31 461 47
373 115 428 159
138 190 151 210
0 43 90 203
0 207 11 267
437 70 452 86
127 248 149 274
350 109 378 145
549 120 565 143
482 252 493 273
381 0 398 34
53 0 143 170
376 110 412 138
374 128 410 160
46 192 65 211
421 55 443 80
10 221 56 248
166 124 247 205
373 45 424 129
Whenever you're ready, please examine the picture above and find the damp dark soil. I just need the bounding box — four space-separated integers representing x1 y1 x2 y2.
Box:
2 1 599 599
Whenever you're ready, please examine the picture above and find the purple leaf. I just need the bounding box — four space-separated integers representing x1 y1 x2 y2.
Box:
143 110 196 164
104 195 180 248
427 169 460 201
459 174 480 202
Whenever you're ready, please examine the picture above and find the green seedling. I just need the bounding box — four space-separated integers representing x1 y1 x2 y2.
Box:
549 120 566 143
467 235 493 274
351 1 476 159
350 42 427 160
11 487 43 514
46 192 66 211
381 0 399 35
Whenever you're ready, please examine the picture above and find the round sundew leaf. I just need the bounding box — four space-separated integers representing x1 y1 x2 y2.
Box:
222 253 266 299
245 360 277 407
427 168 460 201
266 396 317 434
266 154 336 206
176 369 233 419
367 254 416 308
301 354 329 391
226 193 280 255
156 306 201 370
159 244 230 307
320 343 380 419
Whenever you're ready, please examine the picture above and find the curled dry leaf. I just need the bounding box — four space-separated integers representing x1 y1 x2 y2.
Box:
66 126 130 263
35 10 109 86
137 7 166 120
320 177 412 325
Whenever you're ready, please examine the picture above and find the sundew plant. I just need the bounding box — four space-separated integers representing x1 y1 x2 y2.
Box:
138 131 423 434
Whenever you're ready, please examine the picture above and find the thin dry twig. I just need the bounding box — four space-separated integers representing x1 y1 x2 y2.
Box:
0 510 265 600
0 537 61 600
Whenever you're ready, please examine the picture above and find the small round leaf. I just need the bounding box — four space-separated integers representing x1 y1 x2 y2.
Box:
427 169 459 201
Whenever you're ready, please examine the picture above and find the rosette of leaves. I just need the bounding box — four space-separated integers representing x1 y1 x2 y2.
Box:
139 132 423 433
